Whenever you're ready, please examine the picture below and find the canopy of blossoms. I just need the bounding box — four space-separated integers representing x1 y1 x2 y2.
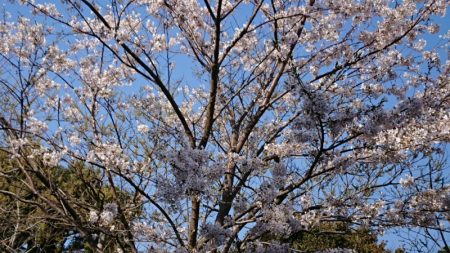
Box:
0 0 448 252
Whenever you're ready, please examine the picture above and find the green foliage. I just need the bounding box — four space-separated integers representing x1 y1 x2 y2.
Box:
438 246 450 253
262 221 390 253
294 223 388 252
0 150 140 252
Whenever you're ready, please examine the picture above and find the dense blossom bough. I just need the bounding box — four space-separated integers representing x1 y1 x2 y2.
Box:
0 0 449 252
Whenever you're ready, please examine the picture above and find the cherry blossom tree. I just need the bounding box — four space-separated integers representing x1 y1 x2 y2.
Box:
0 0 449 252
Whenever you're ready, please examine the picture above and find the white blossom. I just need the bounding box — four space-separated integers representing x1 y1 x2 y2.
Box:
399 175 415 188
137 124 150 133
99 203 118 226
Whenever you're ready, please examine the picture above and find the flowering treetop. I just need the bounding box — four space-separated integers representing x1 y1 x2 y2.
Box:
0 0 449 252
